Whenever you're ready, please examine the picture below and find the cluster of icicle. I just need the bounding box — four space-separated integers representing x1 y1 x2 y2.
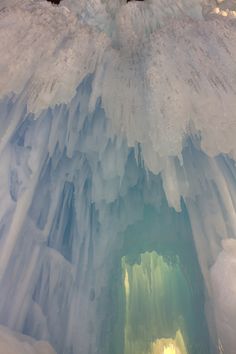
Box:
0 0 236 353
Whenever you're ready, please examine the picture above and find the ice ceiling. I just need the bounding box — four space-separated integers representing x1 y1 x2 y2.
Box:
0 0 236 353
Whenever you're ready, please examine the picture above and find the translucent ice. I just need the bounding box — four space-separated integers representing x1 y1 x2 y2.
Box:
0 0 236 354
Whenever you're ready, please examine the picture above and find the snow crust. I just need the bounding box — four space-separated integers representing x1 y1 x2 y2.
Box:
1 0 236 165
0 0 108 112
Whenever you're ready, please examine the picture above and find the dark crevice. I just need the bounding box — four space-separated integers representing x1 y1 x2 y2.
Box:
46 0 143 5
46 0 61 5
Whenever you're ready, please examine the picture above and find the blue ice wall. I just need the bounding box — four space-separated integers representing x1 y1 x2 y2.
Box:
0 75 146 353
0 72 236 354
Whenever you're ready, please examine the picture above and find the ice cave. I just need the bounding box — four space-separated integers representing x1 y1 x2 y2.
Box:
0 0 236 353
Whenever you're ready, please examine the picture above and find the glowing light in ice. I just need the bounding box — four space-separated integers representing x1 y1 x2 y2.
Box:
151 330 188 354
122 252 191 354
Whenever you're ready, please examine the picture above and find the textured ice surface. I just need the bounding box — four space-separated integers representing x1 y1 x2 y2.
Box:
122 252 191 354
1 1 236 162
211 239 236 354
0 0 236 353
0 0 108 112
0 325 56 354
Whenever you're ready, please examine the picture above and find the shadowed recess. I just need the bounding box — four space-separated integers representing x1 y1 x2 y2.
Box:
46 0 61 5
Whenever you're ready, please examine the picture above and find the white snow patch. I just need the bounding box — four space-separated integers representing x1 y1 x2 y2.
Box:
0 325 56 354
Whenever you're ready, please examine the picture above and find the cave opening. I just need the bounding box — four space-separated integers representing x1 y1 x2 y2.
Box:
107 170 212 354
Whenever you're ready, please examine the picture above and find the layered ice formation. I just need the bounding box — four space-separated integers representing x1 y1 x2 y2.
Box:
0 0 236 353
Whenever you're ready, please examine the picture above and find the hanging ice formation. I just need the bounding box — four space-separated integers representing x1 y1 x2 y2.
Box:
0 0 236 353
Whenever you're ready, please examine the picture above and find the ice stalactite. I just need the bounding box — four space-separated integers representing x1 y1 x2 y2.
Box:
0 0 236 354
